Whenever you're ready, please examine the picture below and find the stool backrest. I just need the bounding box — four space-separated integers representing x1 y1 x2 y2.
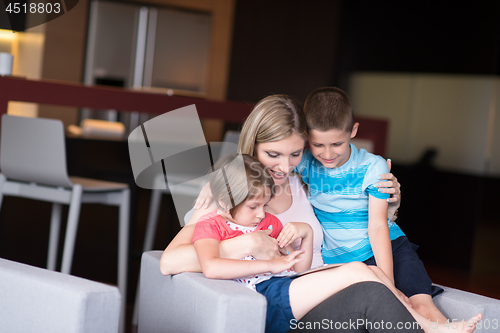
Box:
218 130 240 160
0 115 73 188
182 130 241 226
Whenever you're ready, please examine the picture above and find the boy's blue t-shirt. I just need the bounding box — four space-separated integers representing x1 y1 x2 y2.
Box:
295 144 405 264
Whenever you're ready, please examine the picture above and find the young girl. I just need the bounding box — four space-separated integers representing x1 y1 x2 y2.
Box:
193 154 312 288
192 153 482 333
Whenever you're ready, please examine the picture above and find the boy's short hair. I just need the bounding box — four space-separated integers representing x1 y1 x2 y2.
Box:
303 87 355 132
209 154 275 216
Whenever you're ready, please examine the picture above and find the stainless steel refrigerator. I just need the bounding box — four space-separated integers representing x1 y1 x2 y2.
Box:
82 0 212 131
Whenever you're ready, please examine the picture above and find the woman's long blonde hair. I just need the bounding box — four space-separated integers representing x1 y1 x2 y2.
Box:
238 95 307 155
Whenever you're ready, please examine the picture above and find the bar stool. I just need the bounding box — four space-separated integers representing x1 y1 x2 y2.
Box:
0 115 130 333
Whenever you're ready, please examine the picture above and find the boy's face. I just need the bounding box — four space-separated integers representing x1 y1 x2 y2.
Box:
308 123 359 169
232 187 272 227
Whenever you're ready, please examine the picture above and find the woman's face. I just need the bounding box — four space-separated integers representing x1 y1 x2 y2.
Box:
254 132 306 186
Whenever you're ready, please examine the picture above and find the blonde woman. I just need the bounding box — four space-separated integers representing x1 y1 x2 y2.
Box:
161 94 399 274
160 95 481 333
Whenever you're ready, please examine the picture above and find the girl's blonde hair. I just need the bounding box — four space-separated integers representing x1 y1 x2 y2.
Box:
238 95 307 155
210 154 275 217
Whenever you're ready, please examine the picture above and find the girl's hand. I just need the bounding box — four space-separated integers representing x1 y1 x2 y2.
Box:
241 229 282 260
375 159 401 205
268 250 304 274
276 222 313 248
194 183 214 210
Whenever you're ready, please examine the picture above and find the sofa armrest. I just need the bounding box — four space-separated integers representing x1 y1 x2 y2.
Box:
434 284 500 332
138 252 500 333
0 257 120 333
138 251 267 333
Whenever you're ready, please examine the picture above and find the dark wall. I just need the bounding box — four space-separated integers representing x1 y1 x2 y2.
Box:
227 0 342 103
226 1 500 271
228 1 500 99
336 0 500 88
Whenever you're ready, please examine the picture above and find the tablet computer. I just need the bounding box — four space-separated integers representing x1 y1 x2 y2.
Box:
289 263 342 279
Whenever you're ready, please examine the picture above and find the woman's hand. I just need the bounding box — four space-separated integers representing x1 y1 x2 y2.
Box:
236 229 282 260
194 183 214 210
268 249 305 274
375 159 401 205
276 222 313 248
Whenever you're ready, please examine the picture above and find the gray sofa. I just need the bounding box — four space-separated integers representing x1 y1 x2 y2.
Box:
138 251 500 333
0 257 121 333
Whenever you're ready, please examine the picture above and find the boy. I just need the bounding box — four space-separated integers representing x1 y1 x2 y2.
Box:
295 87 447 323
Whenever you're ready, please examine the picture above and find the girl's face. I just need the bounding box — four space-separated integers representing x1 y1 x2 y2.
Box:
254 133 306 186
232 187 272 227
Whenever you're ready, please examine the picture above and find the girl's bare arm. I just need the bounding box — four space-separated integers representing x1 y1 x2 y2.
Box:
160 204 282 275
195 238 303 279
277 223 314 273
293 230 313 273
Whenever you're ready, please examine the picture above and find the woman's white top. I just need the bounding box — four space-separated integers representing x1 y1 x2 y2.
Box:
274 175 325 268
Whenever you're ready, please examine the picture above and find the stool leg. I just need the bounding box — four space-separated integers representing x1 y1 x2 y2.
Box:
143 189 163 253
47 203 62 271
118 188 130 333
0 174 6 209
132 189 164 326
61 185 83 275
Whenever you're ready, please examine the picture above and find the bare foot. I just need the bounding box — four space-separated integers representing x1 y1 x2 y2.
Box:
422 313 482 333
461 314 482 333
